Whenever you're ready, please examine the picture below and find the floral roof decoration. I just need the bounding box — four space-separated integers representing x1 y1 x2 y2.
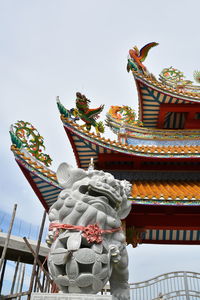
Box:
159 67 196 91
106 105 143 134
10 120 52 167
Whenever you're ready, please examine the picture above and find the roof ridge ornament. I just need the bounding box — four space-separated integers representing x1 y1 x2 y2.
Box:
106 105 143 136
10 120 52 167
127 42 159 73
57 92 105 136
88 157 94 172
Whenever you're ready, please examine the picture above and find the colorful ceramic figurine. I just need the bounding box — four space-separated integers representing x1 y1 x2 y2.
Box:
127 42 158 72
75 92 105 135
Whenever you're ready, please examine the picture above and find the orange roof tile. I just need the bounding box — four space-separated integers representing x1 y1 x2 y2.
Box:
131 181 200 200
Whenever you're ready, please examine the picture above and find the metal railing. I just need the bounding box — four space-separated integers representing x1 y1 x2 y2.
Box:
130 271 200 300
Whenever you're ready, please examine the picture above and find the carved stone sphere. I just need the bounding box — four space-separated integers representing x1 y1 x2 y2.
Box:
48 230 111 294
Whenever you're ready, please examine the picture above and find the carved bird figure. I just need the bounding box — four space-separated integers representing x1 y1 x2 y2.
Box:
128 42 159 71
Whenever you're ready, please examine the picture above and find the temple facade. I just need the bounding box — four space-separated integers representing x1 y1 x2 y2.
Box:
10 43 200 247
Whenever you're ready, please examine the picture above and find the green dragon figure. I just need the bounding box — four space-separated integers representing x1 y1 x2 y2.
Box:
74 92 104 135
10 121 52 167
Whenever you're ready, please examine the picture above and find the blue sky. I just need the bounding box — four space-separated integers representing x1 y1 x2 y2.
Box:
1 0 200 283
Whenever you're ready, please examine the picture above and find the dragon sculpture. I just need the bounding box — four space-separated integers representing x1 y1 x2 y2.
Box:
73 92 105 135
10 121 52 167
47 162 132 300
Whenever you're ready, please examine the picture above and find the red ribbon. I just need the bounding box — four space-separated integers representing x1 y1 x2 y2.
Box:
49 222 121 244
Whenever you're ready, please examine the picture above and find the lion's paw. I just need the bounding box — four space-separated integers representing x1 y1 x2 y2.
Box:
112 288 130 300
109 245 121 263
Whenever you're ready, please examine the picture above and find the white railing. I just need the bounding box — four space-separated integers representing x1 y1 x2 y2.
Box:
130 271 200 300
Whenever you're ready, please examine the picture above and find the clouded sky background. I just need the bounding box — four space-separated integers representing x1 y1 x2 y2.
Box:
1 0 200 282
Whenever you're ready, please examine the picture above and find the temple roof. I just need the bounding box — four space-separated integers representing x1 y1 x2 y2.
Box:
133 72 200 129
127 44 200 130
60 116 200 167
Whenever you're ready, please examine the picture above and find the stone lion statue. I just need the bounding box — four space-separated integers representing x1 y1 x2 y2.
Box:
47 162 132 300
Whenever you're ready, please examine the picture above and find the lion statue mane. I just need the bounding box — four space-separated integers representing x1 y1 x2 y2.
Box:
47 162 132 300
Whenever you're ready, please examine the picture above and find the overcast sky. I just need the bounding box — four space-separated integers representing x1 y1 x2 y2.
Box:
1 0 200 283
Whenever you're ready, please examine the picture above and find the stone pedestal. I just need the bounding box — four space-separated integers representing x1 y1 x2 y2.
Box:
31 293 112 300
